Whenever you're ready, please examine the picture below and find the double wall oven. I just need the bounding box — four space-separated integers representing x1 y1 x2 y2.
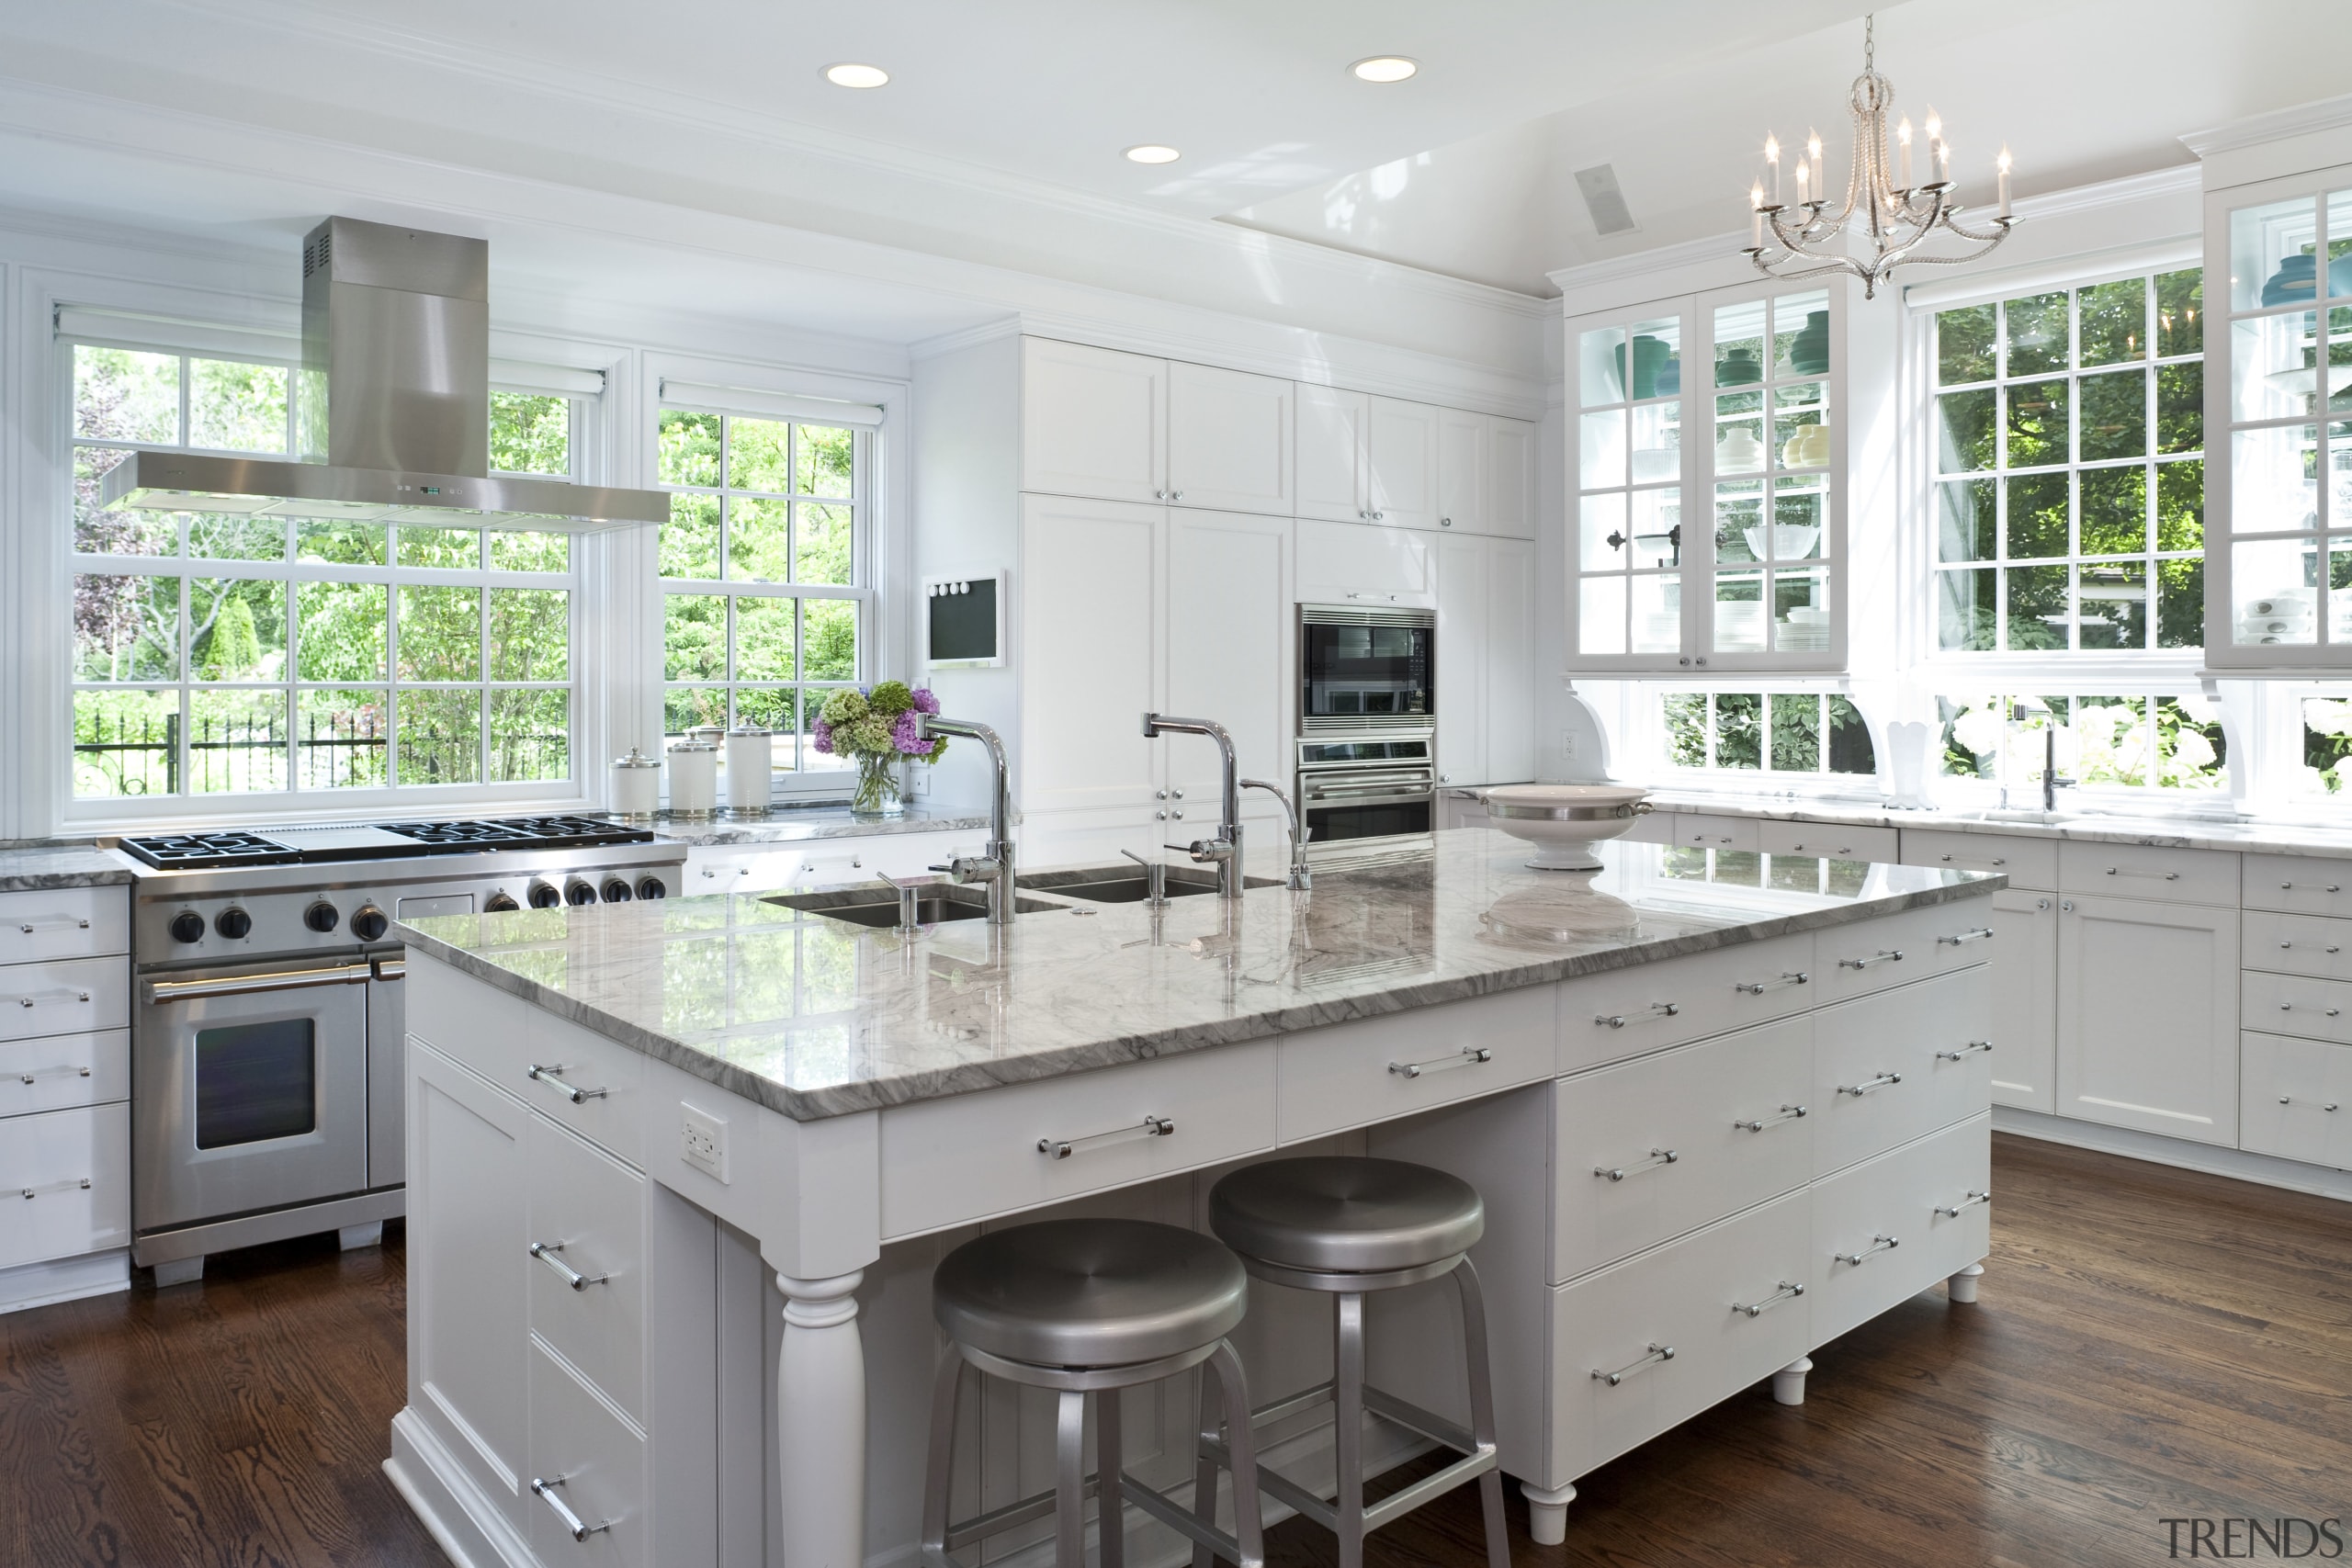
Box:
1297 605 1438 850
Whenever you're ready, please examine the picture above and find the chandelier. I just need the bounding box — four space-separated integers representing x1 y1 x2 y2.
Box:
1744 15 2012 299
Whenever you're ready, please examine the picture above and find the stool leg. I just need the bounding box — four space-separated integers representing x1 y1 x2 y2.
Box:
919 1346 964 1568
1211 1340 1266 1568
1096 1387 1125 1568
1055 1389 1088 1568
1190 1358 1225 1568
1451 1258 1510 1568
1334 1292 1366 1568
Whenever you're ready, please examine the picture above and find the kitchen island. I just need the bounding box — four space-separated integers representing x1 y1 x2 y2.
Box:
389 832 2000 1567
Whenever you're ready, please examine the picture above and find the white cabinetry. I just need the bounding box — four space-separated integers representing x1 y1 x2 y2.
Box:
1987 888 2060 1115
684 829 988 895
1295 516 1433 607
1487 417 1538 539
1019 493 1165 814
1167 361 1294 515
1368 397 1441 530
1437 412 1538 540
1436 533 1537 786
2055 895 2240 1145
1021 339 1168 505
1166 508 1294 801
1296 384 1372 523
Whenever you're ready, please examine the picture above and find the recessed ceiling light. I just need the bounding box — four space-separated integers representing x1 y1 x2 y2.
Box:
824 62 890 89
1350 56 1419 84
1124 144 1182 164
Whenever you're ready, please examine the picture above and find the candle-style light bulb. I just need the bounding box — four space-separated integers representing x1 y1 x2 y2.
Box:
1795 158 1810 204
1996 146 2013 220
1750 180 1766 248
1897 116 1914 189
1938 137 1952 182
1807 129 1825 199
1765 133 1781 205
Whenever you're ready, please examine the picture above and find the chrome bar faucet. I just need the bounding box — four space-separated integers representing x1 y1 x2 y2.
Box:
1239 777 1312 891
1141 713 1244 901
921 715 1017 924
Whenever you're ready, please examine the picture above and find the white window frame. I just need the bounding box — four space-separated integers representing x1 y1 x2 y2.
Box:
1644 682 1883 792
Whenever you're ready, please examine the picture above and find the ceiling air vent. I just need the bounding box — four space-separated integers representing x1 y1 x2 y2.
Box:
1575 164 1639 237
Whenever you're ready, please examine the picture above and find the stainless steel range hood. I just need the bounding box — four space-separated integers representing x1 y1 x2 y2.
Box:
100 217 669 531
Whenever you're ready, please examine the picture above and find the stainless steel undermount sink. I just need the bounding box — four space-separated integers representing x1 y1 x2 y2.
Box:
1014 865 1279 903
764 889 1061 927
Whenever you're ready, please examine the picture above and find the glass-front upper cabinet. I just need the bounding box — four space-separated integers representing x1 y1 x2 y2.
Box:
1567 283 1844 671
2209 165 2352 669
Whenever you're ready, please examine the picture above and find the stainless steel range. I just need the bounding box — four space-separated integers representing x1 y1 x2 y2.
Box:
122 816 686 1285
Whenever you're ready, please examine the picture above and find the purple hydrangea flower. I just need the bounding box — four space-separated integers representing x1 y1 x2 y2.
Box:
810 717 834 755
912 687 942 716
890 711 926 754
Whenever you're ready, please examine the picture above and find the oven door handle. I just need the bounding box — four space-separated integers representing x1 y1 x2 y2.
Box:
1306 782 1435 801
145 962 376 1003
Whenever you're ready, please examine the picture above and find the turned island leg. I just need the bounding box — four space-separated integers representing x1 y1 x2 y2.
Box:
1949 1261 1985 1303
1522 1481 1577 1546
1771 1355 1813 1405
779 1270 867 1568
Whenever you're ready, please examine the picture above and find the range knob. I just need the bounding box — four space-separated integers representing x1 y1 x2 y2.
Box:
601 877 634 903
483 891 520 913
303 901 341 933
526 881 563 909
214 908 253 941
564 879 599 907
350 906 390 942
169 910 206 944
636 875 668 900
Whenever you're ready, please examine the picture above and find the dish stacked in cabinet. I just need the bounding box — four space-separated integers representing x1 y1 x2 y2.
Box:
2240 858 2352 1169
0 886 132 1312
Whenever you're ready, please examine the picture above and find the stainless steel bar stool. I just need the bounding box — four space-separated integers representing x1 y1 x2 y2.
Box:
921 1218 1268 1568
1198 1156 1508 1568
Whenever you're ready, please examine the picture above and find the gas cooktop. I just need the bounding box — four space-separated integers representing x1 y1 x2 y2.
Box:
121 815 655 870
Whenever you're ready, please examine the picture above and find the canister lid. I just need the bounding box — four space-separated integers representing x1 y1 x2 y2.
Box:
613 746 662 769
685 725 726 743
726 724 772 738
667 739 718 754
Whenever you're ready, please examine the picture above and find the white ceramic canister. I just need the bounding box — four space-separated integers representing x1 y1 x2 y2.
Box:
610 746 662 819
725 725 773 815
667 739 719 817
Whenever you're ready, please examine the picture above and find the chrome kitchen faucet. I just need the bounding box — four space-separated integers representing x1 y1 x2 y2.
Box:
922 715 1017 924
1142 713 1246 901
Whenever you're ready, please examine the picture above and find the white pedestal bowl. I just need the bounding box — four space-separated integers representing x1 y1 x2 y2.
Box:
1482 784 1654 870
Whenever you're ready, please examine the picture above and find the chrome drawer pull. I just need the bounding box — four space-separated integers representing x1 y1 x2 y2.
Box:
1935 1190 1992 1218
12 988 90 1009
531 1475 612 1542
1595 1001 1679 1028
15 917 91 933
1837 1072 1903 1096
20 1177 90 1201
1936 928 1995 946
2279 1095 2341 1111
1593 1147 1678 1182
1936 1041 1995 1061
2105 866 2181 881
528 1240 610 1292
526 1064 608 1104
1735 1281 1804 1318
1390 1046 1492 1078
1835 1234 1900 1266
1734 1103 1808 1132
2278 942 2345 954
1039 1115 1174 1159
1592 1344 1674 1385
1734 971 1809 995
2281 881 2344 893
16 1066 93 1085
1836 949 1904 970
1939 852 2006 867
2277 1003 2343 1017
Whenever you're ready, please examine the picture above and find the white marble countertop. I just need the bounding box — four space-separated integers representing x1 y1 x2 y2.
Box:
399 829 1999 1122
0 843 136 891
641 805 999 848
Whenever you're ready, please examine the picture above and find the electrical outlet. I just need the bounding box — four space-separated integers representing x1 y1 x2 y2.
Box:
911 764 933 798
681 1103 729 1183
1563 731 1578 758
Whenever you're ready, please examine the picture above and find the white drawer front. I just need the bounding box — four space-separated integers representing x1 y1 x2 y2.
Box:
1676 814 1759 852
0 1029 128 1118
519 1010 646 1167
1278 985 1554 1144
1808 1113 1990 1347
1899 829 2056 890
406 958 533 1091
1618 809 1678 845
1553 1016 1812 1283
688 831 979 894
0 1102 130 1269
880 1040 1277 1239
2244 909 2352 983
2241 969 2352 1047
2245 855 2352 918
529 1114 649 1424
1812 900 1998 1006
1756 821 1899 864
2059 840 2237 907
528 1339 649 1568
1547 1189 1811 1482
1812 967 1993 1177
0 886 129 964
2239 1031 2352 1167
0 956 129 1043
1559 931 1816 1074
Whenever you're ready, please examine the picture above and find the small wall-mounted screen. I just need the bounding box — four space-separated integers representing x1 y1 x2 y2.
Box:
927 578 1001 665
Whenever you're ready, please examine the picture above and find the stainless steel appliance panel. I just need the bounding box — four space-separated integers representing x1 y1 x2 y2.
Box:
1300 605 1434 734
368 957 406 1189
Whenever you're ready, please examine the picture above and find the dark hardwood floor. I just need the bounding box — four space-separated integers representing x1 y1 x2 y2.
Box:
3 1134 2346 1566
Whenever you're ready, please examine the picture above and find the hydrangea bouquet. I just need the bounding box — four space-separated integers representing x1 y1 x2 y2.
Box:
813 682 946 817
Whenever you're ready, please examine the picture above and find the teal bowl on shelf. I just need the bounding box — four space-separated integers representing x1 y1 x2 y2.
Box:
1715 346 1762 386
1787 310 1830 376
1612 334 1671 400
2261 251 2352 306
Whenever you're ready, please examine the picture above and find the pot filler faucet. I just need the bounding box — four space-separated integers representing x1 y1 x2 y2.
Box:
1240 778 1312 892
1141 713 1245 901
922 714 1017 924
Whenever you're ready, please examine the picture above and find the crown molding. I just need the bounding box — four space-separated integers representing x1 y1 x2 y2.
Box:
908 317 1023 362
2181 93 2352 158
2009 162 2200 219
1544 229 1748 299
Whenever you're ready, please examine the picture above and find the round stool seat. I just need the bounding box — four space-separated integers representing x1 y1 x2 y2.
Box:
933 1218 1247 1369
1211 1156 1484 1276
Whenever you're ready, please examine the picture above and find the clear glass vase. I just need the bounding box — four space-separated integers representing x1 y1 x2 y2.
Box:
851 752 904 818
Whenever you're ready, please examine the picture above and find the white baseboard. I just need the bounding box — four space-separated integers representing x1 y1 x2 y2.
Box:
0 1248 130 1314
387 1407 537 1568
1994 1108 2352 1201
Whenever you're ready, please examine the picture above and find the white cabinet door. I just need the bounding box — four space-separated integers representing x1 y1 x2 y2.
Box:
1019 494 1163 811
1436 533 1487 786
1486 536 1538 783
1296 384 1370 523
1167 363 1293 516
1368 397 1441 530
1487 417 1538 540
1166 509 1293 805
2056 895 2240 1145
1021 339 1167 504
1989 888 2059 1114
1295 516 1433 606
1436 407 1487 534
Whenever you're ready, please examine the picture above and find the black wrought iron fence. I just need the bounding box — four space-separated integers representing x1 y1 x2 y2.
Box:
73 706 570 793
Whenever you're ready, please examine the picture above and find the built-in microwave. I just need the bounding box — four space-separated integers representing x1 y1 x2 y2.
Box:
1299 605 1434 735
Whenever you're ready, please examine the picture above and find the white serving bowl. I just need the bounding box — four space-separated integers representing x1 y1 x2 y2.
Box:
1482 784 1653 870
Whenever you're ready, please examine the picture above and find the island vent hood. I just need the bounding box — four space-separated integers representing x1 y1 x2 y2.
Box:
100 216 668 531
